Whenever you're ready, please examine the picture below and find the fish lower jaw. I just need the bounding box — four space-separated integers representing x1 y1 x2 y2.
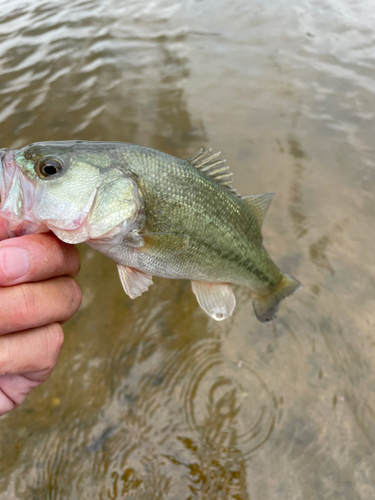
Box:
1 215 50 237
0 150 44 236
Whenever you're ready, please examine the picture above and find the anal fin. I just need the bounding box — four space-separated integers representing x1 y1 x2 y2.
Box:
117 264 153 299
191 281 236 321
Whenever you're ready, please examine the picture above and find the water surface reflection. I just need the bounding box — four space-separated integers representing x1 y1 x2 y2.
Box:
1 0 375 498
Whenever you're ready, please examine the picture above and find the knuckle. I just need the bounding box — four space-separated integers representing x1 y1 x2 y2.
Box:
49 237 69 270
61 277 82 316
59 241 81 277
47 323 65 352
69 245 81 277
17 283 38 323
32 234 81 278
0 340 12 373
43 323 64 370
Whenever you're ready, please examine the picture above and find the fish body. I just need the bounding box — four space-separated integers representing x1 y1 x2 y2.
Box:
0 141 301 321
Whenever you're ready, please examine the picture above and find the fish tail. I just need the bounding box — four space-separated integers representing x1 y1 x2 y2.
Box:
252 274 301 322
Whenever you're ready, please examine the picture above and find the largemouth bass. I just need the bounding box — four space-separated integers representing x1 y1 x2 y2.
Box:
0 141 301 322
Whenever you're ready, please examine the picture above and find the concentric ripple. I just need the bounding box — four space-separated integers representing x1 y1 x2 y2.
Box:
182 346 278 457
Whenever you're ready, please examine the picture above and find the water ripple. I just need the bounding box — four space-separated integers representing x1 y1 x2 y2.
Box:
181 343 278 458
1 0 375 497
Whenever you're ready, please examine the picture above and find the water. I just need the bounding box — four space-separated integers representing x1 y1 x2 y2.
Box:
1 0 375 498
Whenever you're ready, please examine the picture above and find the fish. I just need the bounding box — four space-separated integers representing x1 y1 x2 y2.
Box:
0 141 301 322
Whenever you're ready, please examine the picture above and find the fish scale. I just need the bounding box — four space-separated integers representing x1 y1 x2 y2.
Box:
0 141 301 321
112 146 272 284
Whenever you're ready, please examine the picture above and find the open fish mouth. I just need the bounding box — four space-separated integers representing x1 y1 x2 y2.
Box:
0 148 49 237
0 148 9 161
0 149 101 241
0 147 140 244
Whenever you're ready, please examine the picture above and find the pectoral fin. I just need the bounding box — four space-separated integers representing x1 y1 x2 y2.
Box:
117 264 153 299
191 281 236 321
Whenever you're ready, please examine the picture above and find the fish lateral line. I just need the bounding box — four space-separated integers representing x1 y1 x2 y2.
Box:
0 141 302 322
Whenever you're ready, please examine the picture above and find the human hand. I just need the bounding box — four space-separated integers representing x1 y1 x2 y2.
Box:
0 217 81 416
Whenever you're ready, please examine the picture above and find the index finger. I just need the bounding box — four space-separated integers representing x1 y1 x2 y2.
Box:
0 233 81 286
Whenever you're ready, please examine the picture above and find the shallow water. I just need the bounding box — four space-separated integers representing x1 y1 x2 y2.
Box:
1 0 375 498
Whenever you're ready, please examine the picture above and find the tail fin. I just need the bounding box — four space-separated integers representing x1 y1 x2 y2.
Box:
252 274 301 322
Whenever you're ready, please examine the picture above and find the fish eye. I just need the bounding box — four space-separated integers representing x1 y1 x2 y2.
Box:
36 157 64 178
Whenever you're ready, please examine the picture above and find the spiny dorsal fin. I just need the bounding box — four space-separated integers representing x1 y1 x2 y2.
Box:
243 193 274 227
186 148 238 195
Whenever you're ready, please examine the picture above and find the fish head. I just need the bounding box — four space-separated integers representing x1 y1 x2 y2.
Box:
0 141 141 246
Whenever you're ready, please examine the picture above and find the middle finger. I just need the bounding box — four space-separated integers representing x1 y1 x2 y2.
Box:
0 277 82 335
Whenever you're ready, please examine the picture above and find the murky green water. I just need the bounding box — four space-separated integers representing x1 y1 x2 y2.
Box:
1 0 375 498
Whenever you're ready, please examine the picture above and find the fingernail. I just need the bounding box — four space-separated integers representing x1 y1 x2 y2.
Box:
0 246 30 280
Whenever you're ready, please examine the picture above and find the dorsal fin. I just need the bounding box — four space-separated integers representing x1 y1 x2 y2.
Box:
243 193 274 227
186 148 238 195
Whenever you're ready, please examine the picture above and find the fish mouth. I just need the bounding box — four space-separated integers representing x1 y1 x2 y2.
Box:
0 148 49 237
0 150 139 243
0 148 17 209
0 148 9 161
0 148 9 203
